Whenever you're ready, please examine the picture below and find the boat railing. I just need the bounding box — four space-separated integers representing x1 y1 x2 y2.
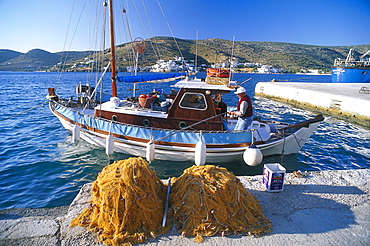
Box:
334 58 370 67
55 101 242 134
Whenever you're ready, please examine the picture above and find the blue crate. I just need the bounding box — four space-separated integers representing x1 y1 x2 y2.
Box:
151 103 169 112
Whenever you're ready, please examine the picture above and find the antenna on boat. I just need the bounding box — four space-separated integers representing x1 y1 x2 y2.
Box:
229 35 236 81
194 30 198 74
108 0 118 98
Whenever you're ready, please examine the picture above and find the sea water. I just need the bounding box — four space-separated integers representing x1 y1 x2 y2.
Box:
0 71 369 209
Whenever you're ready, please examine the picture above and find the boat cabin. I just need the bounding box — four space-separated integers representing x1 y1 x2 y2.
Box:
94 78 235 131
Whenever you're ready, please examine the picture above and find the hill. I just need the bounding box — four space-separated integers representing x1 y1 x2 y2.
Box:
0 49 91 71
113 38 370 73
0 49 23 64
1 38 369 72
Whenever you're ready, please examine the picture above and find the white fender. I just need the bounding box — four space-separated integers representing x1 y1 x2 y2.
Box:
146 140 155 163
105 133 114 156
243 144 263 166
195 137 206 166
72 124 80 144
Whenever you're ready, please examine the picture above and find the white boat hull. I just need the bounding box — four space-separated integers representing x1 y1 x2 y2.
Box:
51 103 321 164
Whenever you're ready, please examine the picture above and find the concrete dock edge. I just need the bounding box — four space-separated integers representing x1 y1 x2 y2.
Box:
254 82 370 129
0 169 369 246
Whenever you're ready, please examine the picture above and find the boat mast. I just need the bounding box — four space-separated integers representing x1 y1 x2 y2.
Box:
345 48 354 63
108 0 117 97
229 35 235 81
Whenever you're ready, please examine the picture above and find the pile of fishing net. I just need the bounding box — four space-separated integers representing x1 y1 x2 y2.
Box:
170 165 272 243
70 158 272 245
70 157 170 246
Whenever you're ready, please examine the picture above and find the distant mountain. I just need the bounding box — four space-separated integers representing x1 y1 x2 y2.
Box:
0 49 23 63
12 49 60 71
1 38 369 72
0 49 91 71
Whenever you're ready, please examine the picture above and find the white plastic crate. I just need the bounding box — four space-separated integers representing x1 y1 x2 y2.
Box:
262 163 286 192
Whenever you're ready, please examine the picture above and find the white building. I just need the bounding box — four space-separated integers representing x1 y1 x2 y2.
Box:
258 65 271 73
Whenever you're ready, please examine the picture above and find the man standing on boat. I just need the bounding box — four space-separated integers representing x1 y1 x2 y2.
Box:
228 87 253 130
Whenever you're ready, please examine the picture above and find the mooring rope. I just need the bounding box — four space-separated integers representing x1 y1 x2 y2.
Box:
0 101 49 122
280 130 286 164
292 131 311 156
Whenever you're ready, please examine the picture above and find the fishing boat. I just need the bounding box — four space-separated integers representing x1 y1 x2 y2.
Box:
47 0 324 166
206 68 231 78
332 48 370 83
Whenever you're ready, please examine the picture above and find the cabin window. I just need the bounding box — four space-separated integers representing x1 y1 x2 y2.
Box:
179 92 207 110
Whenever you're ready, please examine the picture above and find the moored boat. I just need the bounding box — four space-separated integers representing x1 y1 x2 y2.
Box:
206 68 231 78
48 77 323 165
332 48 370 83
47 0 324 166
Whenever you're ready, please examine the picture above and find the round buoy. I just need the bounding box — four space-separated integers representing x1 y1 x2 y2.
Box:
146 140 155 163
243 144 263 166
72 124 80 144
195 137 206 166
106 133 114 156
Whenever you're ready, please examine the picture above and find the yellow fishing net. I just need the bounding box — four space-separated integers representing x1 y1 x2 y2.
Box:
70 158 272 245
170 165 272 243
70 157 170 246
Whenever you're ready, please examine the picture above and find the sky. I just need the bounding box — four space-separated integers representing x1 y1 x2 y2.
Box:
0 0 369 53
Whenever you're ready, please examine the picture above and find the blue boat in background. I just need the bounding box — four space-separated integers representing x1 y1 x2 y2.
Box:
332 48 370 83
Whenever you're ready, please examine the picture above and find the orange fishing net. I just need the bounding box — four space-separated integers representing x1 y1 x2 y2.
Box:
70 158 272 245
70 157 170 246
170 165 272 243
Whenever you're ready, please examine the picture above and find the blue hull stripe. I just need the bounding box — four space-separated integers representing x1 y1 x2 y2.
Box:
55 104 252 145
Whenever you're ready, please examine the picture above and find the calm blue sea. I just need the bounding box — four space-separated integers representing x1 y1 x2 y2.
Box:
0 71 369 209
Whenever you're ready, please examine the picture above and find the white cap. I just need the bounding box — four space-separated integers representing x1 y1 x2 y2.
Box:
234 87 246 94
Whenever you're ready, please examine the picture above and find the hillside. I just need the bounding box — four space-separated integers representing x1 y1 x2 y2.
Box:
0 49 91 71
110 38 370 73
1 38 369 72
0 49 23 64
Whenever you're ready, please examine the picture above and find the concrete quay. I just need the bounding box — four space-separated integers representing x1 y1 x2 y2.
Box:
0 169 369 246
254 82 370 127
